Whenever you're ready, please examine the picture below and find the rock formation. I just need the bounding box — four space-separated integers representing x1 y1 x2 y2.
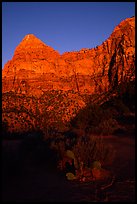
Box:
2 17 135 96
2 17 135 133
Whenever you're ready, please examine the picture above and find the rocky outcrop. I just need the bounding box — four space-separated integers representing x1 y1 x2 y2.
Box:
2 17 135 133
2 17 135 96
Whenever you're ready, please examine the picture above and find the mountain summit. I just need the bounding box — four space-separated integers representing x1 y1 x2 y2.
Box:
23 33 42 41
13 33 60 62
20 33 44 43
2 17 135 133
2 17 135 96
14 34 54 52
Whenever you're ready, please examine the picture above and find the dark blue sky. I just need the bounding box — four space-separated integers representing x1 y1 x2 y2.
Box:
2 2 135 68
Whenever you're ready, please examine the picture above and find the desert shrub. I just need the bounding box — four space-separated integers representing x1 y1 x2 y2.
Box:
50 138 66 160
69 101 121 136
117 80 135 101
70 103 104 132
50 134 115 171
2 120 9 137
94 118 119 135
72 136 115 168
112 98 130 115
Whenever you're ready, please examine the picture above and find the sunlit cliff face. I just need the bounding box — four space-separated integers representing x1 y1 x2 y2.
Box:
2 17 135 133
2 17 135 96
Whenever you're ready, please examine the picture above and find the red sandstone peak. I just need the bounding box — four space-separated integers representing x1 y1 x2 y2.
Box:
16 34 51 49
2 17 135 95
23 33 41 41
23 33 42 41
110 16 135 40
113 16 135 31
12 33 60 62
14 33 57 53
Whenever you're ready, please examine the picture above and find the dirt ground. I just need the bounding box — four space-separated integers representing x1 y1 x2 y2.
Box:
2 135 135 202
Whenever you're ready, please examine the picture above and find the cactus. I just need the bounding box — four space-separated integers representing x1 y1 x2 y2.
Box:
92 161 102 169
66 172 76 180
66 150 75 160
